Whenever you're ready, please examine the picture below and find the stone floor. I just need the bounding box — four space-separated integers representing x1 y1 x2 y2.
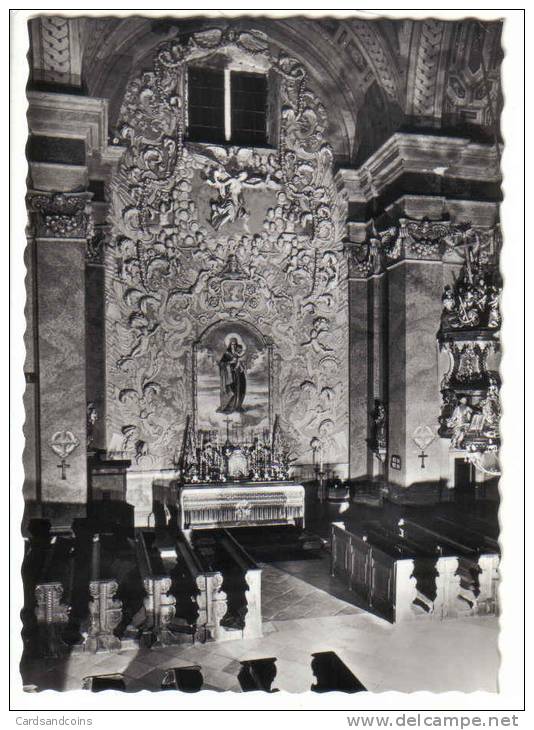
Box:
260 563 361 622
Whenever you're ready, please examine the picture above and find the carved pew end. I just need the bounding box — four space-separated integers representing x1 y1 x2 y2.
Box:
161 665 203 692
238 658 278 693
311 651 366 693
82 673 126 692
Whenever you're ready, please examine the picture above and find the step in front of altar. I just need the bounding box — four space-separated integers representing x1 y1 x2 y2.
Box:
178 482 305 531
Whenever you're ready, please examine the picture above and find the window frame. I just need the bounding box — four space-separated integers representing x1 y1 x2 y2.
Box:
185 63 271 147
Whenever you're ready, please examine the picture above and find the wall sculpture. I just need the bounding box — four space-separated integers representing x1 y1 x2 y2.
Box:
104 27 348 472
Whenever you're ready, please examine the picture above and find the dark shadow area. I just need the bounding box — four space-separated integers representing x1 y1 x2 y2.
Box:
411 558 439 613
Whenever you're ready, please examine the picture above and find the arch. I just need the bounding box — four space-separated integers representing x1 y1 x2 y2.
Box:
80 16 406 164
194 317 271 349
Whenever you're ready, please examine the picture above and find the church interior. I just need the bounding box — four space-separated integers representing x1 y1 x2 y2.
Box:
21 14 503 694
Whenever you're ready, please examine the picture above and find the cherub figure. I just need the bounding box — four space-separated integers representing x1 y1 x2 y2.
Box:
204 162 266 232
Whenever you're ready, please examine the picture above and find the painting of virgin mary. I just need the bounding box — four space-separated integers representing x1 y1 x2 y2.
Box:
217 335 247 413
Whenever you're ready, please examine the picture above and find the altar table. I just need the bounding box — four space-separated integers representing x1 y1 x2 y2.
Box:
177 481 305 531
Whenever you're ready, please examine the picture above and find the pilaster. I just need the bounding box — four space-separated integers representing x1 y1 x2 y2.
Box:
340 132 501 502
24 87 125 526
26 192 93 522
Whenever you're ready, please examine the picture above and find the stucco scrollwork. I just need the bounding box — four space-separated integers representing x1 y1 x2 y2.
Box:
105 28 348 469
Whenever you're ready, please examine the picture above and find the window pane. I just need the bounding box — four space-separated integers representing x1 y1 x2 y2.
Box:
231 71 267 145
187 66 225 143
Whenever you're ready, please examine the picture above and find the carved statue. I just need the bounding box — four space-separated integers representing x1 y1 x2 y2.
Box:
368 400 387 460
456 285 481 327
447 397 474 449
374 402 387 451
368 235 385 275
480 382 501 438
439 232 502 332
439 388 458 436
86 402 98 448
487 286 501 329
441 285 459 329
205 167 251 230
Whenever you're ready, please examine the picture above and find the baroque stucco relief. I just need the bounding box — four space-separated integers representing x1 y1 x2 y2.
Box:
104 27 348 471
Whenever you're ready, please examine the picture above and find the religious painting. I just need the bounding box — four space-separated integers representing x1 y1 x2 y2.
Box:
194 320 271 435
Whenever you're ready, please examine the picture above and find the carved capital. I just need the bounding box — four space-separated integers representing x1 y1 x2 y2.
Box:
349 219 501 277
26 190 93 239
399 218 452 261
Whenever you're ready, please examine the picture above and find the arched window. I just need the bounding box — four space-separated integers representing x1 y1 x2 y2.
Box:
187 64 268 146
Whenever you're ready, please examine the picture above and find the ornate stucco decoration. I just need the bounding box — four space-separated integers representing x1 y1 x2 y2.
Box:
206 254 260 314
440 252 501 334
444 21 502 130
48 429 80 480
349 21 401 103
406 20 451 121
105 26 348 469
27 191 93 239
86 226 109 265
347 220 502 279
436 222 501 470
29 17 84 87
444 377 500 475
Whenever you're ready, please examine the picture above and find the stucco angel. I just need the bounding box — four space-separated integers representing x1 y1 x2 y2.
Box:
204 166 260 231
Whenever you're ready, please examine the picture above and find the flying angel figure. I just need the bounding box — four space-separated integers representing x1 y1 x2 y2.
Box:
195 145 279 232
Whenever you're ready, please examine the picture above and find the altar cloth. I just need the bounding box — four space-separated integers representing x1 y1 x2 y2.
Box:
178 481 305 531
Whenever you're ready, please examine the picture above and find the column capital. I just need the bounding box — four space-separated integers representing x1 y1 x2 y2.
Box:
26 190 93 239
345 218 501 280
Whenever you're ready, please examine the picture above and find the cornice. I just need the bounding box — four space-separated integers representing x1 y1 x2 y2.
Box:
338 133 501 204
27 91 122 166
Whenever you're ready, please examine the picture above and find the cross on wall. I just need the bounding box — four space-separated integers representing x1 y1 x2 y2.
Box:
57 459 70 480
